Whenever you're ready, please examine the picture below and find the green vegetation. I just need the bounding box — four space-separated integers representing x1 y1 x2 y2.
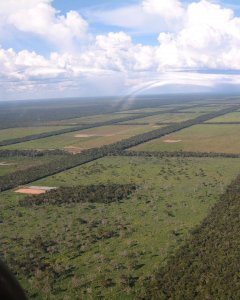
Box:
0 156 62 177
144 172 240 299
2 125 159 151
121 112 203 124
0 126 70 142
132 124 240 153
1 97 240 299
1 156 240 299
20 184 137 206
206 111 240 122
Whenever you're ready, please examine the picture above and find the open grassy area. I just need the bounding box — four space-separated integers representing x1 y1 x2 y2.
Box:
0 126 71 142
46 113 137 126
3 124 162 151
206 111 240 122
0 156 61 176
1 156 240 299
121 112 203 124
132 124 240 153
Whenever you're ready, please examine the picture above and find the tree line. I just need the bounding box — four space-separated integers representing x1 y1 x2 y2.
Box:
141 172 240 299
109 150 240 159
0 106 239 191
20 184 137 206
0 106 189 147
0 149 68 158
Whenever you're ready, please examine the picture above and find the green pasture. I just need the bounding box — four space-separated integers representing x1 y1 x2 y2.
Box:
0 126 70 142
0 156 236 298
121 112 203 124
132 124 240 154
2 125 161 151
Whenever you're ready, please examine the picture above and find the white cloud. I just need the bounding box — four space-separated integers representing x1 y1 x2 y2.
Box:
142 0 184 20
2 0 240 100
0 0 88 50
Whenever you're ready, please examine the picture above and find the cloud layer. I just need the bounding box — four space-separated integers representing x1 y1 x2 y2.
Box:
1 0 240 100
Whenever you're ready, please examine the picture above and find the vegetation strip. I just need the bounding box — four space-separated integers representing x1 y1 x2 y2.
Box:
142 173 240 299
0 149 69 158
0 106 190 147
0 106 239 191
19 184 137 206
109 150 240 158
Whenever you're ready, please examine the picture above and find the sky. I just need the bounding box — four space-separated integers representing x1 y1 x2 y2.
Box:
2 0 240 100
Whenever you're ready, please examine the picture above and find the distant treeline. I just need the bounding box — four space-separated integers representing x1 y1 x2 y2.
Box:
0 106 188 147
142 173 240 299
204 122 240 124
0 106 239 191
0 95 202 130
110 150 240 159
20 184 137 206
0 149 68 158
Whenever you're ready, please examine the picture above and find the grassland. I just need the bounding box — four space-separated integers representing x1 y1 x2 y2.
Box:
132 124 240 153
0 126 71 142
0 156 61 176
121 112 203 124
206 111 240 122
45 113 137 126
1 97 240 299
2 124 162 151
1 156 240 299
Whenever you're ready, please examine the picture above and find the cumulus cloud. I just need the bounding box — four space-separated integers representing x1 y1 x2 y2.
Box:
2 0 240 100
0 0 88 50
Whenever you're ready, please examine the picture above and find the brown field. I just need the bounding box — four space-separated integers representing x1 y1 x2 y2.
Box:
15 188 46 195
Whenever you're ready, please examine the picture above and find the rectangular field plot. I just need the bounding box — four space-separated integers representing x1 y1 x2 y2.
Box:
206 112 240 123
45 113 137 126
3 124 162 152
0 156 60 176
5 156 240 299
121 112 203 124
0 126 70 142
132 124 240 153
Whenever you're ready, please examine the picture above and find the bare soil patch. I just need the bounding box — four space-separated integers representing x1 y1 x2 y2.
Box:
0 162 14 166
64 146 85 154
15 186 56 195
163 139 182 143
15 188 46 195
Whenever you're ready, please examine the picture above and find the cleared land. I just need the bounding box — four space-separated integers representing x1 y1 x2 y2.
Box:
46 113 137 126
206 111 240 122
2 124 163 151
132 124 240 153
1 156 240 299
0 156 60 176
0 126 70 142
121 112 203 124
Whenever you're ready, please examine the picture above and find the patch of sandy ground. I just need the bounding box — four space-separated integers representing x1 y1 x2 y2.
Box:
15 188 46 195
163 139 182 143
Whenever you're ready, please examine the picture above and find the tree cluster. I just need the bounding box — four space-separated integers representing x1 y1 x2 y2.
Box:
20 184 137 206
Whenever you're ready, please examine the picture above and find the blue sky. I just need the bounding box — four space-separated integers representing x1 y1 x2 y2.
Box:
1 0 240 100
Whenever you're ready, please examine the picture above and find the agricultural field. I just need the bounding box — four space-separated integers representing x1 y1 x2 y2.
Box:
132 124 240 153
0 155 61 176
45 113 137 126
206 111 240 122
1 156 240 299
0 126 71 142
2 124 163 152
1 95 240 299
121 112 203 124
